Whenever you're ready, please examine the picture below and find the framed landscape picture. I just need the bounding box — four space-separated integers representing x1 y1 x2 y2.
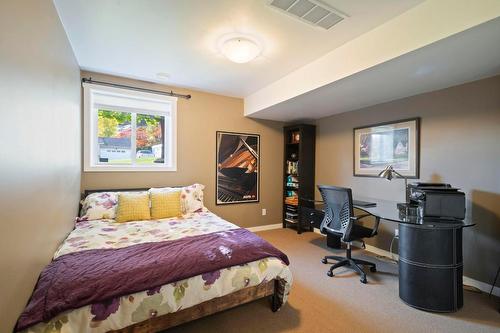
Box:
353 118 420 178
216 131 260 205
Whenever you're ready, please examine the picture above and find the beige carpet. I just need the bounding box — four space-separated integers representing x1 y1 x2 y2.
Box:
165 228 499 333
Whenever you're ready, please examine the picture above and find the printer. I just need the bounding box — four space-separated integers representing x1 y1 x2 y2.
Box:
406 183 466 220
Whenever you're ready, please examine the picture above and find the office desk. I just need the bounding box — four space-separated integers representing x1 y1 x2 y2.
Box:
311 197 475 313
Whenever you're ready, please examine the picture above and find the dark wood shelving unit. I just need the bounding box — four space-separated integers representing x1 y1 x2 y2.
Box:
283 124 315 234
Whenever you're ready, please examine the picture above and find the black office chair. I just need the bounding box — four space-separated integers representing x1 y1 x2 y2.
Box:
318 185 380 284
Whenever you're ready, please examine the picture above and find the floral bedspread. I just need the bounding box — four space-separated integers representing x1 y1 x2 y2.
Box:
23 212 292 333
54 211 236 258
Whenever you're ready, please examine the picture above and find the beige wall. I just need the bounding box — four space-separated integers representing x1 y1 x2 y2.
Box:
81 71 284 229
316 75 500 284
0 1 82 332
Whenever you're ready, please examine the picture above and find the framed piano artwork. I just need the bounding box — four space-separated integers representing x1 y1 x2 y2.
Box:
216 131 260 205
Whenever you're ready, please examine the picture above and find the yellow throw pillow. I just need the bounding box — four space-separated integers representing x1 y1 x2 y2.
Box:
115 192 151 223
150 191 182 219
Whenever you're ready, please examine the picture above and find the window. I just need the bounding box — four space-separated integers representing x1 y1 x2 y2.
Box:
83 83 177 171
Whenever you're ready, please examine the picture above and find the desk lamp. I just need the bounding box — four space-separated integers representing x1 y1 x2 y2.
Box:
378 165 408 204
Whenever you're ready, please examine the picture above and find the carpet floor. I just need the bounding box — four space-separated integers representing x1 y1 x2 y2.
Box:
165 228 499 333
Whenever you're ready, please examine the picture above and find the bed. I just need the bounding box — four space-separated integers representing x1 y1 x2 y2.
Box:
16 188 292 333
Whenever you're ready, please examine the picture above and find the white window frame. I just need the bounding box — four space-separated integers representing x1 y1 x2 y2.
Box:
83 83 177 172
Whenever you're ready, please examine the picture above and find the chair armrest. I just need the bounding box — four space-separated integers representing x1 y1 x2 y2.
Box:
351 214 381 238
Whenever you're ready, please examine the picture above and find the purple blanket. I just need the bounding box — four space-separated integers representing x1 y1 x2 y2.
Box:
16 228 289 331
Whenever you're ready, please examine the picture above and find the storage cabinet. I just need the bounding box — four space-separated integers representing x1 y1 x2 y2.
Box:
399 224 464 312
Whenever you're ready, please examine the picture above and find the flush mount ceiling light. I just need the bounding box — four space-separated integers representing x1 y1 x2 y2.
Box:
218 34 262 64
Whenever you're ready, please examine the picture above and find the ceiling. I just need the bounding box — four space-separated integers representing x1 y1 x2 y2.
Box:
54 0 422 97
247 17 500 121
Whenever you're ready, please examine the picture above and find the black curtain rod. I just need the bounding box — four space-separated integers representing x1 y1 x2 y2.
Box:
81 77 191 99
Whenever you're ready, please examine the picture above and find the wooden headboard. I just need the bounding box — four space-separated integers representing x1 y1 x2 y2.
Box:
82 188 150 200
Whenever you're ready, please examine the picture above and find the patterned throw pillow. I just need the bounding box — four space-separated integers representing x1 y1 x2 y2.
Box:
180 184 205 214
79 192 118 221
150 190 182 219
115 192 151 223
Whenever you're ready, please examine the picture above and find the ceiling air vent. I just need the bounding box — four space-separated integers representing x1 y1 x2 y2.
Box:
269 0 346 30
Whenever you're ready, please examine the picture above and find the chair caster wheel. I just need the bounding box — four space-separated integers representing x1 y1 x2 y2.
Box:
327 271 334 277
360 277 367 284
370 267 377 273
321 258 328 264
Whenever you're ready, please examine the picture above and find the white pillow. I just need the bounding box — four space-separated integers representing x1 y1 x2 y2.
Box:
180 184 205 214
79 192 118 221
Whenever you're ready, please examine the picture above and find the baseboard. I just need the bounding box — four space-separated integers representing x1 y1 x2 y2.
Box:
247 223 282 232
364 244 399 260
313 227 322 235
463 276 500 297
364 245 500 297
312 228 499 297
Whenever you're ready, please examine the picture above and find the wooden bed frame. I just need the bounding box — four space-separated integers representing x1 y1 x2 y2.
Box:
111 280 279 333
81 188 283 333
